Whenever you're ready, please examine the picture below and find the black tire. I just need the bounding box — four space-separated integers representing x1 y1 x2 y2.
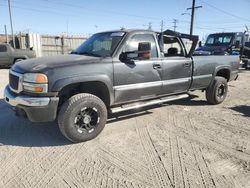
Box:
206 76 228 105
58 93 107 143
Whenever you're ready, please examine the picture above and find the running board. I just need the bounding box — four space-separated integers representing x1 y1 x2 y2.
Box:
111 94 189 113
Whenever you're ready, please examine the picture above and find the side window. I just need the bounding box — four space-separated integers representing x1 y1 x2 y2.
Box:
125 34 158 58
162 36 184 57
0 45 7 52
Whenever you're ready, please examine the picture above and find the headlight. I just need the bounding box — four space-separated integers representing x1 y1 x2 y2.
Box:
23 73 48 93
23 73 48 83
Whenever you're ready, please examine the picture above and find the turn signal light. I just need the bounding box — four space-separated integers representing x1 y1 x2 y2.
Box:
23 83 48 93
34 86 44 92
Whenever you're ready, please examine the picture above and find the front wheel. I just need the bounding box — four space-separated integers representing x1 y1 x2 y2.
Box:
206 76 228 105
58 93 107 143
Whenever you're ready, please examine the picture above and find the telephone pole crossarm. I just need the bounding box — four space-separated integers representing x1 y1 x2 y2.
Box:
187 5 202 10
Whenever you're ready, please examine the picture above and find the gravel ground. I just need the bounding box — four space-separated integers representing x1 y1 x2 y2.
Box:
0 68 249 188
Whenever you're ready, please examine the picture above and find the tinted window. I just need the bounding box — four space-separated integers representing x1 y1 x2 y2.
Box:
205 34 234 46
0 45 7 52
125 34 158 58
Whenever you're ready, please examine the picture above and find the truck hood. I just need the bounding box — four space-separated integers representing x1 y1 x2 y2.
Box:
14 49 36 58
15 49 33 53
12 55 101 73
194 46 228 56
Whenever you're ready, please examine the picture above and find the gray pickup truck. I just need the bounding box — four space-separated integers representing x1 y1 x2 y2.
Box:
4 29 239 142
0 43 36 67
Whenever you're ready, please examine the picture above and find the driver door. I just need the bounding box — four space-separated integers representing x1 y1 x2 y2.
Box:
113 33 162 104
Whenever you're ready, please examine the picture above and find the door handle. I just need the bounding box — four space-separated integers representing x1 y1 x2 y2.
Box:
153 64 161 69
183 62 191 68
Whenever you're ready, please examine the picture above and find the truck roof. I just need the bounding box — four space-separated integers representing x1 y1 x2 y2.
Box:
209 32 244 35
96 29 157 34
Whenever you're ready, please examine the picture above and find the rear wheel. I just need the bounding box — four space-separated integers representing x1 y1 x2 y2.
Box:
58 93 107 143
206 76 228 105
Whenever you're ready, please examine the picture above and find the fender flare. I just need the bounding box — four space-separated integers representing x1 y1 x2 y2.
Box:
51 74 114 105
210 65 232 85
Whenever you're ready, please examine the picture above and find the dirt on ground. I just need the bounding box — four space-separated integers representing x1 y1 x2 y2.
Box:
0 69 249 188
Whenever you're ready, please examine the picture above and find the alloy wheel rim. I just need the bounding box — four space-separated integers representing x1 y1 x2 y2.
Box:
74 107 100 134
217 84 226 98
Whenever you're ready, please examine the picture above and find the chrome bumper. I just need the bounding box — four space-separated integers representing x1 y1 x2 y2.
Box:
4 86 50 107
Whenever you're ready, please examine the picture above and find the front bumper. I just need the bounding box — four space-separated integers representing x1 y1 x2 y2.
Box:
4 86 59 122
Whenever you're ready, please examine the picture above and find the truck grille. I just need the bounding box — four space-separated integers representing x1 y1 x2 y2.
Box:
9 71 22 93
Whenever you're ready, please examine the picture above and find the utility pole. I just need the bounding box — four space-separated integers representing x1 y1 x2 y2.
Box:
159 20 164 52
148 22 152 30
66 21 69 36
187 0 202 35
8 0 15 48
160 20 164 33
4 25 9 43
173 19 178 31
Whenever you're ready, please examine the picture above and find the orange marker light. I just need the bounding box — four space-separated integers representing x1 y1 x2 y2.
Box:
34 86 44 92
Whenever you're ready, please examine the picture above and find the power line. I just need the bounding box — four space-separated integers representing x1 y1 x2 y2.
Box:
42 0 163 21
1 1 195 34
1 0 166 25
4 0 192 26
3 0 201 31
200 0 250 22
0 4 154 28
3 0 247 36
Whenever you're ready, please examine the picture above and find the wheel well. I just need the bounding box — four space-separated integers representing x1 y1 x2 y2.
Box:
216 69 230 81
13 57 26 63
58 81 110 108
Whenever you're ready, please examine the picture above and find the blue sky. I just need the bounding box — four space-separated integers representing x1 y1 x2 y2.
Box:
0 0 250 40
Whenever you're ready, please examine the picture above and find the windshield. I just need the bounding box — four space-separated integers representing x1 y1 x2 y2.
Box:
72 32 125 57
205 33 234 46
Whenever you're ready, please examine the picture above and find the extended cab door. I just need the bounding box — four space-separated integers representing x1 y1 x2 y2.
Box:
0 44 10 66
161 36 192 94
113 33 163 104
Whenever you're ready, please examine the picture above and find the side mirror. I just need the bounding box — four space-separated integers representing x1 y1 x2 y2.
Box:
120 42 151 63
120 51 137 64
